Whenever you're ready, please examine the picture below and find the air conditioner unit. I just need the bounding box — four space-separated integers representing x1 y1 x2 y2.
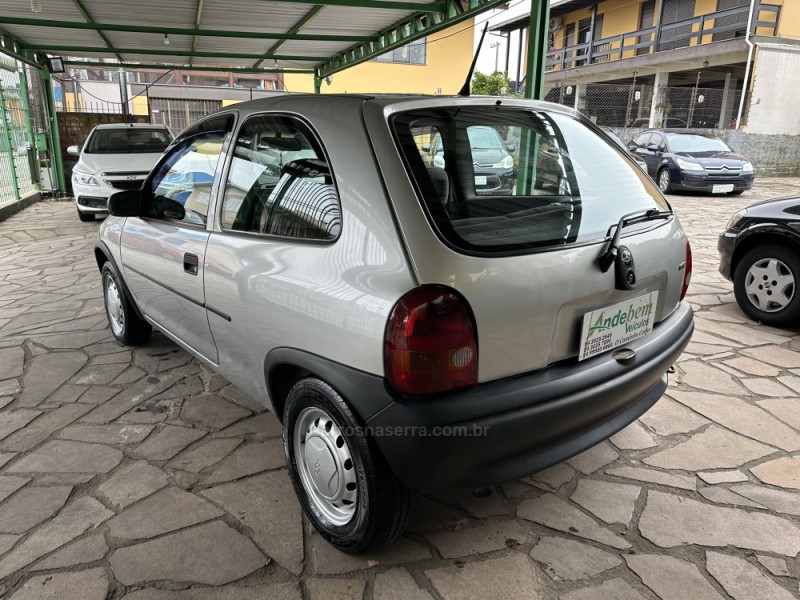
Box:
549 17 563 30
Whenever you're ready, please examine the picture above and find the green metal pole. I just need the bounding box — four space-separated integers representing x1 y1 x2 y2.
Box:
523 0 551 100
314 77 322 94
16 64 40 190
38 69 66 195
0 79 20 202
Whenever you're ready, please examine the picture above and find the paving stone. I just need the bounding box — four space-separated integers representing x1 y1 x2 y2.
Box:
0 379 21 397
722 356 781 377
108 486 223 540
168 437 241 472
729 484 800 516
31 534 108 570
750 456 800 490
639 397 710 436
626 554 724 600
740 378 794 397
0 485 71 534
7 440 122 474
17 351 88 407
706 551 795 600
109 520 267 586
0 346 24 379
312 535 431 575
566 442 618 474
678 361 748 395
698 470 748 484
699 486 765 508
756 555 790 577
71 363 129 385
643 426 776 471
45 384 86 404
91 350 132 365
606 466 695 490
306 578 367 600
77 386 119 405
741 344 799 368
517 493 630 549
426 554 550 600
609 422 657 450
151 376 204 401
427 519 532 558
696 319 787 345
559 578 646 600
2 404 94 454
118 397 184 424
96 461 169 509
112 366 147 385
0 476 29 504
0 533 21 555
214 412 282 438
133 424 206 460
0 496 113 580
529 536 621 581
181 395 251 430
502 480 533 498
0 410 41 442
569 479 640 525
202 439 285 485
220 384 266 414
776 374 800 394
58 423 154 444
638 490 800 556
7 567 109 600
431 487 507 518
406 496 467 534
121 582 302 600
201 470 303 574
374 567 433 600
206 373 229 393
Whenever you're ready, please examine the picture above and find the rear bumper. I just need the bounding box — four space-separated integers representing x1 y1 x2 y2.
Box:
368 301 694 489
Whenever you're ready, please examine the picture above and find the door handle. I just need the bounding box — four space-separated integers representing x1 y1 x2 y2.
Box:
184 253 199 275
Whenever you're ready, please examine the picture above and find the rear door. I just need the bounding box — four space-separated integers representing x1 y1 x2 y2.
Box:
120 114 235 363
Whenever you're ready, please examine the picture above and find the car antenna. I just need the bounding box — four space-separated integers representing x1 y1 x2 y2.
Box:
457 22 489 97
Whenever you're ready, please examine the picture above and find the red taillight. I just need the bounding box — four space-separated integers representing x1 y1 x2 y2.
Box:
680 241 692 301
384 286 478 395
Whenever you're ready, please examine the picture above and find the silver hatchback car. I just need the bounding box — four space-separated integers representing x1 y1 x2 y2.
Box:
96 95 694 554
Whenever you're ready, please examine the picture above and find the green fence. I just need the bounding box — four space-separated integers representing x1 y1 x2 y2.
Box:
0 56 38 207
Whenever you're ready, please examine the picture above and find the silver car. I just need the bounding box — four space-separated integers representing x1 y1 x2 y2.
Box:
95 95 694 554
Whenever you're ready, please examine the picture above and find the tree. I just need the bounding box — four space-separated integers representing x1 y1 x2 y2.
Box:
471 71 511 96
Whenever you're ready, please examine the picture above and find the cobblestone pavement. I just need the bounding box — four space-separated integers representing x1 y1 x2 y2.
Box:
0 181 798 599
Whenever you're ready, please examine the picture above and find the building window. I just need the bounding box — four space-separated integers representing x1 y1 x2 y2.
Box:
374 38 427 65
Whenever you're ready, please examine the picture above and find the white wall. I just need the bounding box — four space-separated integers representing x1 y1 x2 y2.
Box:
746 42 800 135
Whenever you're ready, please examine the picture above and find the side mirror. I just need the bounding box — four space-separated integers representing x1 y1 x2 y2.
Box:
151 195 186 221
647 143 660 153
108 190 142 217
422 144 431 153
506 144 516 153
67 145 81 156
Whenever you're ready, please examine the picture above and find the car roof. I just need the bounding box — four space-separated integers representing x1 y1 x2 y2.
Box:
92 123 170 130
644 129 720 137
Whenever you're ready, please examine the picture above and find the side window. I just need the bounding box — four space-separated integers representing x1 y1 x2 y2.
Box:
220 115 341 241
148 130 227 226
633 133 652 149
653 134 666 152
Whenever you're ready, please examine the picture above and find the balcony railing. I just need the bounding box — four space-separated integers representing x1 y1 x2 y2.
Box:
546 2 781 71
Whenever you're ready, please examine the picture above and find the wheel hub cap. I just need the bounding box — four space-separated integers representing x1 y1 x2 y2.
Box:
294 407 357 526
744 257 795 313
104 276 124 335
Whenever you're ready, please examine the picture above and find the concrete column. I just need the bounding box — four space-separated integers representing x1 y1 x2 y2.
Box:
649 70 669 128
718 73 732 129
574 83 580 110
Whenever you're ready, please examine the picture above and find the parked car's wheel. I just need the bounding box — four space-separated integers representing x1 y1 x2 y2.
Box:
734 244 800 327
78 209 95 222
283 377 414 554
657 168 671 193
101 262 152 345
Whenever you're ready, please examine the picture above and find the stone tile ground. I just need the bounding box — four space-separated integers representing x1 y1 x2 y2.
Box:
0 183 798 599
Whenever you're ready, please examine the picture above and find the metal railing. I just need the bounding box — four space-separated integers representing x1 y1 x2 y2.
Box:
547 3 781 71
0 62 39 207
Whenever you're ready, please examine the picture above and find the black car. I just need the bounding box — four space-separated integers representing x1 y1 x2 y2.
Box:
602 128 648 171
629 130 754 195
718 196 800 327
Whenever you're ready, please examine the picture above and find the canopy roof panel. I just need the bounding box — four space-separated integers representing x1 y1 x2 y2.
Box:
0 0 514 77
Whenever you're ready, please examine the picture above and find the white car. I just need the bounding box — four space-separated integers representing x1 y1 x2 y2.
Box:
69 123 173 221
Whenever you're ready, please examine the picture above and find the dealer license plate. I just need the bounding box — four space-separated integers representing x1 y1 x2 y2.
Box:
712 184 734 194
474 175 487 186
578 291 659 361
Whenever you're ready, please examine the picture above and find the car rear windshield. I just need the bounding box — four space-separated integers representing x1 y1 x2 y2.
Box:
392 106 668 254
665 133 731 153
85 128 172 154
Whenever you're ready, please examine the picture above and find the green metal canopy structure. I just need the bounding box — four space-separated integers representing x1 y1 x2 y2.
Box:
0 0 549 199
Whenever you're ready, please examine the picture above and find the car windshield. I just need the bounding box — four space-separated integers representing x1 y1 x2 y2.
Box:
466 127 503 150
393 106 668 254
665 133 731 153
85 128 172 154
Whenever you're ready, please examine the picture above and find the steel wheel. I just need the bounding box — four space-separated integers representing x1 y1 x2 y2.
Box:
657 169 671 193
104 274 125 336
293 406 358 526
742 257 795 313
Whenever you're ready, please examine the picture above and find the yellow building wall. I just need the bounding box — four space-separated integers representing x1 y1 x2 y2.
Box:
283 20 474 95
774 0 799 39
132 95 149 116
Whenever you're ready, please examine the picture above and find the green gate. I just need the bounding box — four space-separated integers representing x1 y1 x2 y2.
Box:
0 55 38 207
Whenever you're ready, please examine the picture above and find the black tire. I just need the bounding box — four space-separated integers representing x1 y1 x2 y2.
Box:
101 262 152 345
733 244 800 327
283 377 414 554
657 168 671 193
78 209 95 222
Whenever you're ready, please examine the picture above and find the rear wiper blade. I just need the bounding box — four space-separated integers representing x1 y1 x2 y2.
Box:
598 209 673 273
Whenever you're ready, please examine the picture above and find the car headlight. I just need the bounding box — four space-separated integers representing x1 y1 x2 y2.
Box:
73 171 99 186
725 209 747 230
492 155 514 169
677 158 704 172
742 161 754 173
